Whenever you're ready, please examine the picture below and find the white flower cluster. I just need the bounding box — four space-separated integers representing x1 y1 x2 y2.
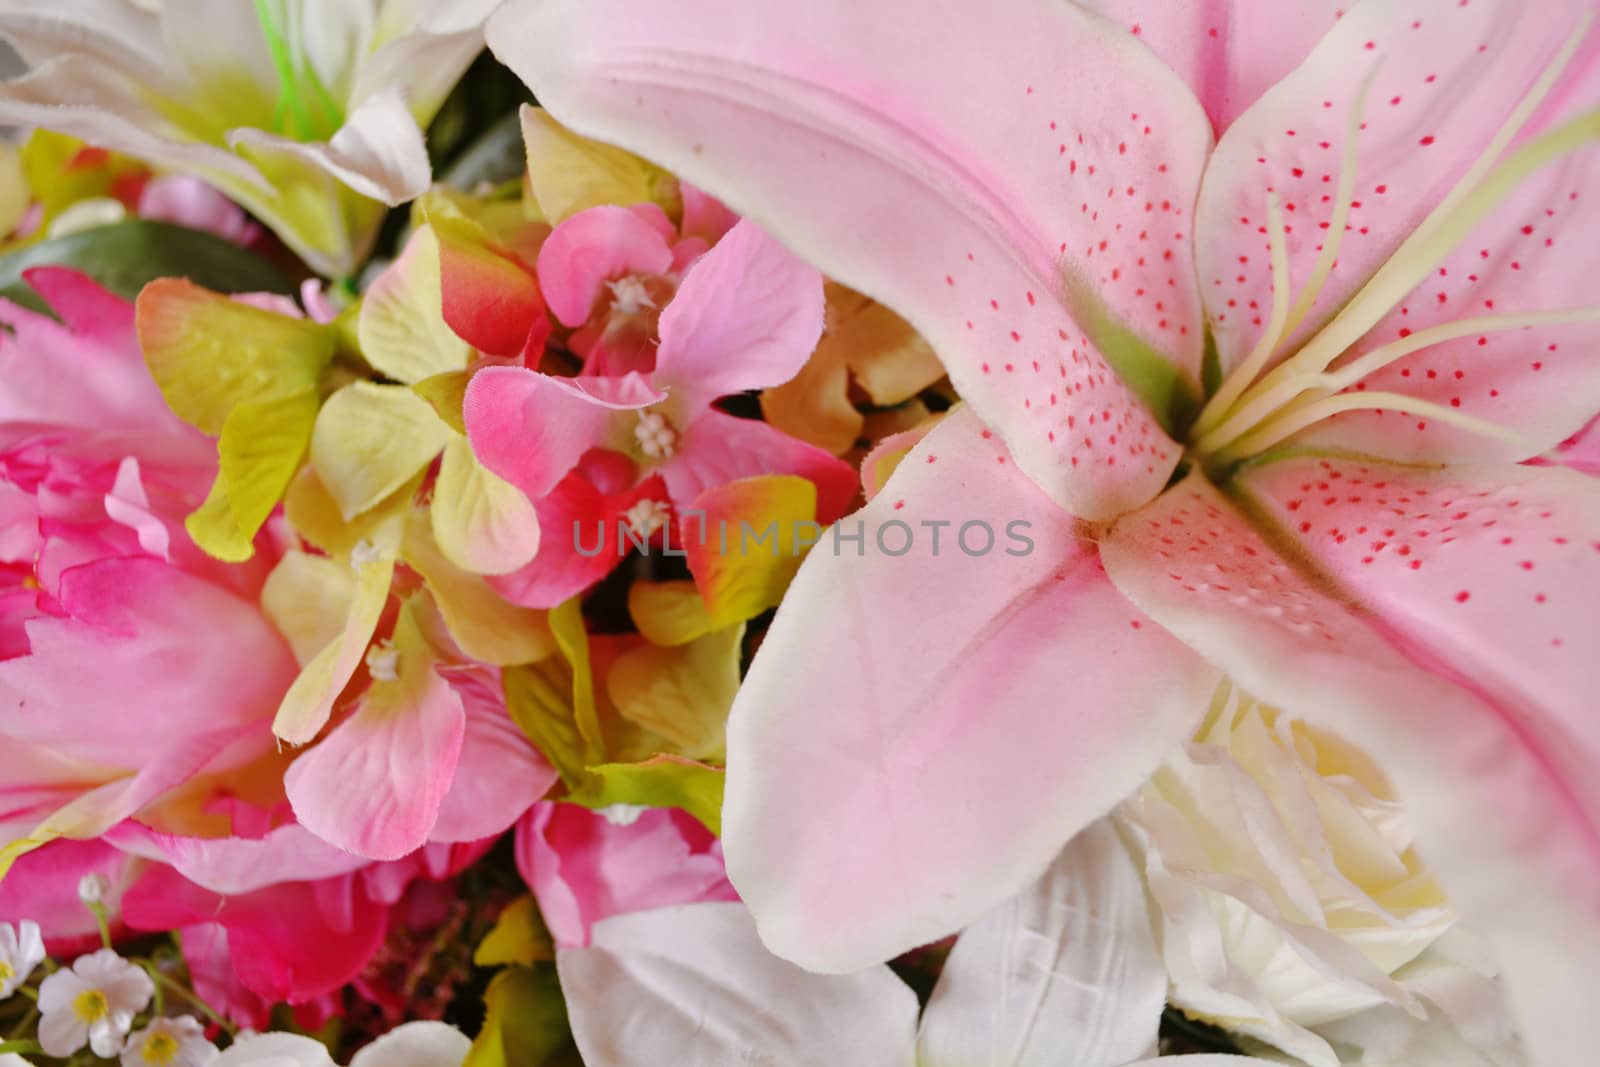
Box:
1 923 468 1066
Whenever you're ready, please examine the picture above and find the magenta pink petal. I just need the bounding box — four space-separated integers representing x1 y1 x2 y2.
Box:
536 204 675 327
465 367 663 499
663 410 858 523
515 802 737 949
652 219 825 411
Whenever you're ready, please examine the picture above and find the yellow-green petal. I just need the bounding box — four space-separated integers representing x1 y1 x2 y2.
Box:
310 381 452 520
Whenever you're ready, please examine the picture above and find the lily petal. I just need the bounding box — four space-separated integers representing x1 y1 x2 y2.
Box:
557 902 919 1066
1100 463 1600 1067
1075 0 1345 131
723 407 1218 970
488 0 1215 519
1196 0 1597 379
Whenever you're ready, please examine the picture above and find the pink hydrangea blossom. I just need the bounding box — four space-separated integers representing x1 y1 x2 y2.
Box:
467 216 856 607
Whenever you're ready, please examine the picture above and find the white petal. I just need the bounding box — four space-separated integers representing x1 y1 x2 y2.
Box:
348 1022 472 1067
916 819 1167 1067
228 87 430 205
212 1032 338 1067
557 902 919 1067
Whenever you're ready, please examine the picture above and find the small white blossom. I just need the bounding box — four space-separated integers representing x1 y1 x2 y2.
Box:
78 872 111 905
38 948 154 1058
122 1015 218 1067
0 920 44 998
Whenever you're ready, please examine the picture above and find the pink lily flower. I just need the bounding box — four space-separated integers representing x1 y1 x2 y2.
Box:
467 217 856 606
491 1 1600 1061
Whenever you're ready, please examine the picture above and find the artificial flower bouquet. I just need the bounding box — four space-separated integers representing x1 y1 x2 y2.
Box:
0 1 1594 1065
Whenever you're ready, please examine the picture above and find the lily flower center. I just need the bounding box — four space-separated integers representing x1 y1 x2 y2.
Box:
633 409 679 459
71 988 109 1024
1186 14 1600 473
253 0 346 141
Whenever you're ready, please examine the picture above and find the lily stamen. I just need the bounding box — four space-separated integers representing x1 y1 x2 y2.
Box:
1191 13 1599 467
1213 390 1528 465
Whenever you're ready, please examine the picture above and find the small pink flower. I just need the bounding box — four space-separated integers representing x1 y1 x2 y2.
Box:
467 218 856 606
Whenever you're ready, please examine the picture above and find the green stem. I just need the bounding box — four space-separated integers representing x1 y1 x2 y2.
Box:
5 1003 36 1041
87 901 111 950
145 968 236 1037
0 1039 41 1056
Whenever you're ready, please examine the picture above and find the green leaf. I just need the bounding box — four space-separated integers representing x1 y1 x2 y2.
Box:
580 755 726 836
0 220 291 314
464 966 577 1067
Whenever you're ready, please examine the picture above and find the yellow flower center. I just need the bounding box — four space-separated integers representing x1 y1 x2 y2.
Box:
140 1032 180 1066
0 961 13 982
72 988 109 1024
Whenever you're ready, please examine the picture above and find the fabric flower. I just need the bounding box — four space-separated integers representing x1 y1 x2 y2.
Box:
558 821 1277 1066
122 1016 218 1067
515 802 737 948
38 948 154 1058
760 283 946 456
0 268 298 875
210 1022 470 1067
0 919 43 998
1118 681 1516 1066
466 216 857 606
489 4 1600 1065
0 1 498 275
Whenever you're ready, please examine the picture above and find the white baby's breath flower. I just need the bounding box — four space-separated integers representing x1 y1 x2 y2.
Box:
1118 681 1521 1067
78 872 111 905
122 1015 218 1067
37 948 155 1058
0 919 44 998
